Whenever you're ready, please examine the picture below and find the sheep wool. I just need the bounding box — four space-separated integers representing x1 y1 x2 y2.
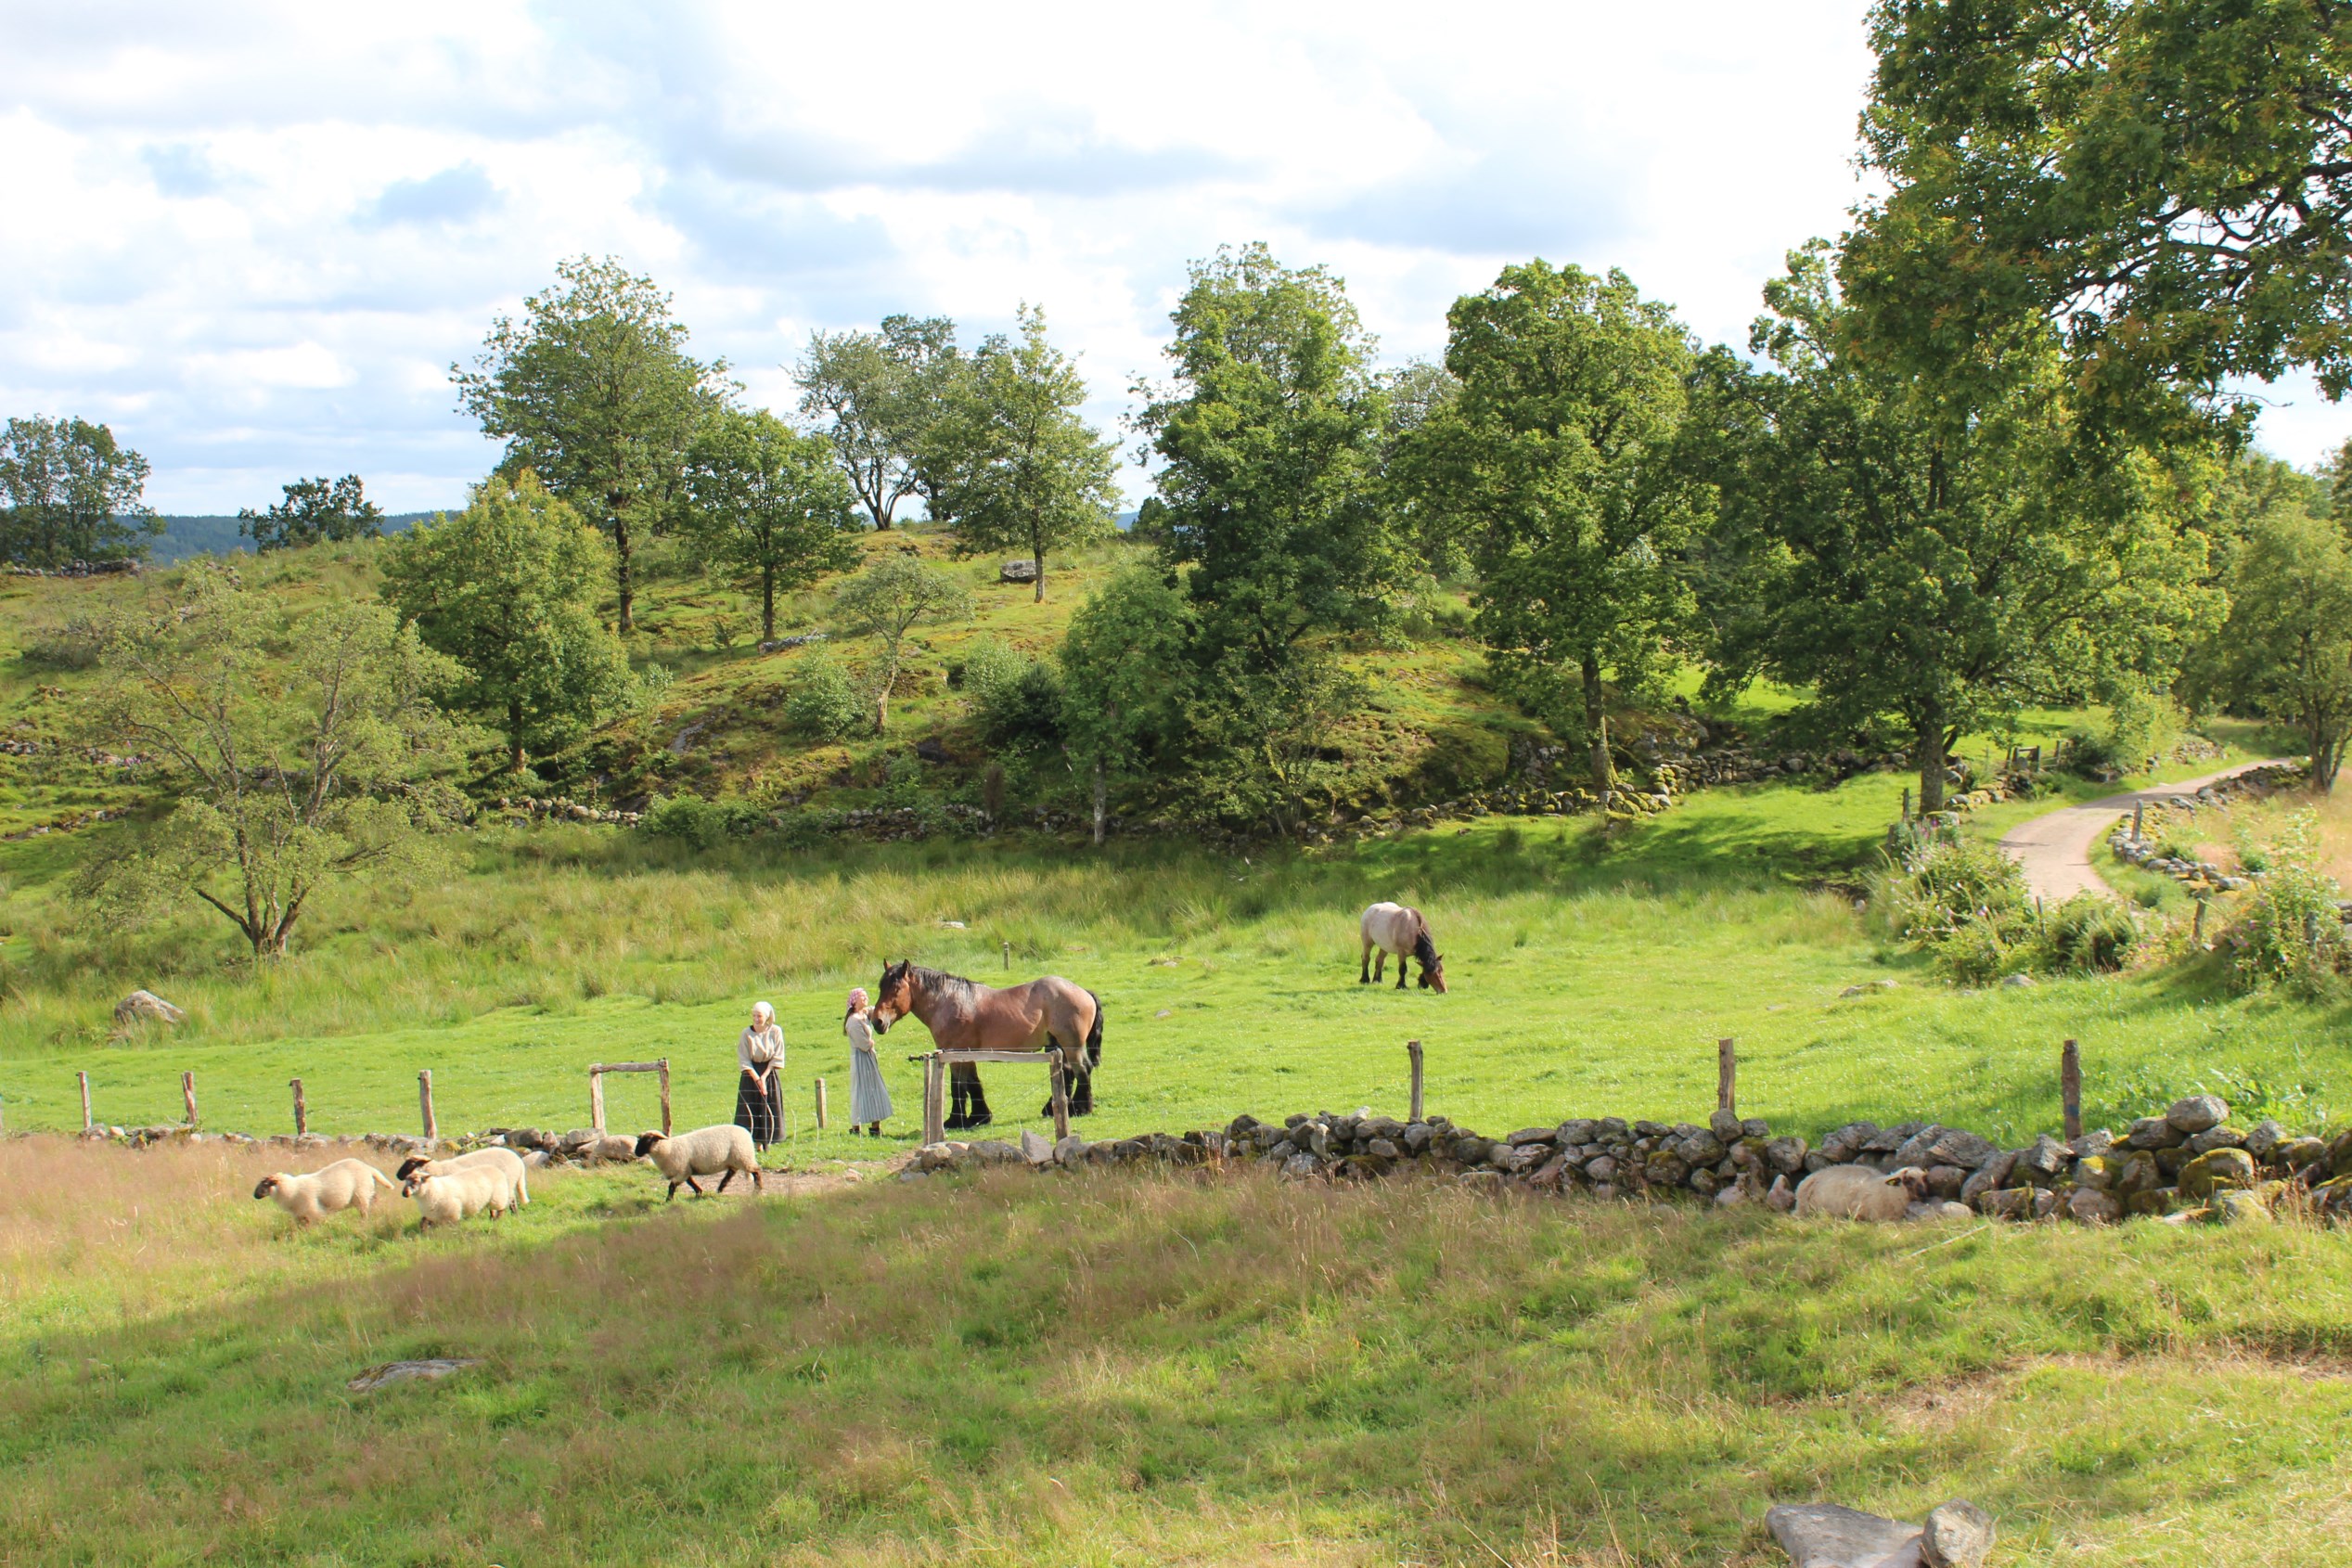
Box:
634 1124 761 1202
396 1148 530 1209
407 1164 512 1227
1793 1163 1931 1221
252 1159 400 1223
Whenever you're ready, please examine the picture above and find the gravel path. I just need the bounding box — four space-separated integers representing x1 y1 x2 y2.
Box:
1996 760 2292 903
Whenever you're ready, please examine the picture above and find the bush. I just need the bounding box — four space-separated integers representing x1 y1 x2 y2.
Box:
786 655 867 741
2221 811 2348 996
1870 832 2036 982
642 794 766 849
2038 894 2146 972
958 638 1029 707
978 662 1066 754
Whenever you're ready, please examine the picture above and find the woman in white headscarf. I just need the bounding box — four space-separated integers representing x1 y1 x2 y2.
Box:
843 987 893 1136
734 1000 785 1149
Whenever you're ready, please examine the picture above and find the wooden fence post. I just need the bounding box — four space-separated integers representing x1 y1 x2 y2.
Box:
590 1069 607 1136
2192 897 2207 945
182 1071 198 1128
418 1070 437 1142
815 1077 829 1131
658 1059 672 1137
2061 1039 2082 1143
1002 940 1011 971
289 1077 306 1137
922 1054 945 1145
2133 800 2144 841
1716 1037 1737 1115
1407 1039 1425 1123
1050 1051 1071 1142
79 1070 92 1132
1900 786 1911 822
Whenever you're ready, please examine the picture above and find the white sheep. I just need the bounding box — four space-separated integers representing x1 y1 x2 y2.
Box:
635 1125 761 1202
252 1159 400 1223
1793 1163 1931 1221
396 1147 530 1209
407 1163 513 1227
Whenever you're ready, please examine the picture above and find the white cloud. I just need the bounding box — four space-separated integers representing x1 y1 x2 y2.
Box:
1 0 2334 515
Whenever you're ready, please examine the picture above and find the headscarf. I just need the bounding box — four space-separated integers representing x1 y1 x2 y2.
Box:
844 987 868 1031
751 1000 776 1029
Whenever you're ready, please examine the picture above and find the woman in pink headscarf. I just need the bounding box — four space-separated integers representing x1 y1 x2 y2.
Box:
843 987 893 1136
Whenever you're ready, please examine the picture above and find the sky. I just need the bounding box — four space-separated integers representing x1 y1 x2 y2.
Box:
1 0 2341 514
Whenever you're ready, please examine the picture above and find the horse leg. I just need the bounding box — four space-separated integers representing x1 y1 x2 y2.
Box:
964 1065 994 1128
1394 956 1407 991
945 1065 970 1131
1373 948 1387 983
1359 936 1371 983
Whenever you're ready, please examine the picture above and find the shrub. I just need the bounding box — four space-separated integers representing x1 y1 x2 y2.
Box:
2038 894 2146 972
1870 832 2036 982
642 794 765 849
978 662 1066 754
958 637 1028 707
786 655 867 741
2221 811 2348 996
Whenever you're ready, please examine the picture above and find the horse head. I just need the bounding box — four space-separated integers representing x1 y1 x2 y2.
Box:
1414 930 1447 993
872 958 915 1034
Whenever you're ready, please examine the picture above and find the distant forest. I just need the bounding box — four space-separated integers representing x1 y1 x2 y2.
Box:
146 511 442 563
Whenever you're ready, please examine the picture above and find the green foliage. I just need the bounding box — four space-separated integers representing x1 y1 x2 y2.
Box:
831 555 973 734
783 653 866 742
1855 0 2352 405
237 475 384 551
794 314 961 531
977 661 1064 757
926 305 1116 600
2039 893 2146 974
1871 833 2034 982
957 636 1029 710
0 415 161 566
1057 568 1194 840
640 793 766 849
2221 811 2349 996
2186 504 2352 790
1694 243 2220 813
679 409 859 640
451 255 730 631
379 472 636 773
1414 260 1705 795
69 563 471 960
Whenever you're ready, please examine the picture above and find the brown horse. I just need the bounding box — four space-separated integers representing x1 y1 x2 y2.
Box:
870 959 1104 1130
1359 901 1446 992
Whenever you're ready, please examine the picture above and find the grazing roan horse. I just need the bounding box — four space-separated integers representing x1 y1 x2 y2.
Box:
869 959 1104 1130
1359 902 1447 992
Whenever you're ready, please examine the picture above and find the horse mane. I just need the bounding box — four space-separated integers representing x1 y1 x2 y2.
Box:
909 964 982 1003
1413 927 1439 966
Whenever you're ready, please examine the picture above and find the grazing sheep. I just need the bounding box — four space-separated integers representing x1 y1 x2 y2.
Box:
407 1164 512 1227
395 1148 530 1209
252 1159 400 1223
1793 1163 1931 1221
635 1125 761 1202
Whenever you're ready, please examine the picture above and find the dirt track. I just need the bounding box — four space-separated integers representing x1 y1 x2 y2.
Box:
1996 760 2289 903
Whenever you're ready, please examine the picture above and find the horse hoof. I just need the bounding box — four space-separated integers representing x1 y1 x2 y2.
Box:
966 1111 993 1128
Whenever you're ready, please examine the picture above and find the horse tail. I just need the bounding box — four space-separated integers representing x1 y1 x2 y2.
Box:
1084 990 1104 1069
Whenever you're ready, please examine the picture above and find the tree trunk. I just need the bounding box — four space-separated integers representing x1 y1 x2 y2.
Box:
1916 711 1947 816
1580 652 1613 804
611 500 635 634
1034 546 1046 604
761 564 776 642
508 699 526 774
1091 757 1107 846
874 655 893 734
2313 722 2344 792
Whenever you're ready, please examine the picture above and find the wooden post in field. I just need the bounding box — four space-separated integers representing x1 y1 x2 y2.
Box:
1002 940 1011 971
182 1071 198 1127
1716 1037 1738 1116
814 1077 829 1131
1407 1038 1425 1123
1900 787 1911 822
2192 897 2207 945
2133 801 2144 841
590 1069 607 1136
1049 1050 1071 1142
658 1059 672 1137
922 1054 945 1145
78 1071 92 1132
418 1070 437 1142
2061 1039 2082 1143
289 1077 306 1137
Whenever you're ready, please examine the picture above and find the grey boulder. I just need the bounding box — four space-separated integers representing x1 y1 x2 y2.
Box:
1921 1500 1995 1568
1765 1502 1922 1567
2166 1094 2229 1135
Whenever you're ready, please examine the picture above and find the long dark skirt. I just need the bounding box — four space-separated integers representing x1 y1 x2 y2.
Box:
734 1067 782 1148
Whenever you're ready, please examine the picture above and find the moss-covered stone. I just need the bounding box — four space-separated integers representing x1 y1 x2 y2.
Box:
2178 1147 2257 1199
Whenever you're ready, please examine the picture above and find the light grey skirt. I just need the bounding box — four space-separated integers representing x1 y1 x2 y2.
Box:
849 1046 893 1124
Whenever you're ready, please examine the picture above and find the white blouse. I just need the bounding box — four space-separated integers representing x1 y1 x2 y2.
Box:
739 1023 784 1073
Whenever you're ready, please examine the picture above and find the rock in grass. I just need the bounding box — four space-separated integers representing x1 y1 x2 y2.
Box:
2067 1188 2122 1225
2177 1147 2256 1199
1019 1130 1054 1167
2166 1094 2230 1135
1921 1500 1995 1568
348 1357 480 1394
1765 1502 1921 1567
112 989 185 1025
